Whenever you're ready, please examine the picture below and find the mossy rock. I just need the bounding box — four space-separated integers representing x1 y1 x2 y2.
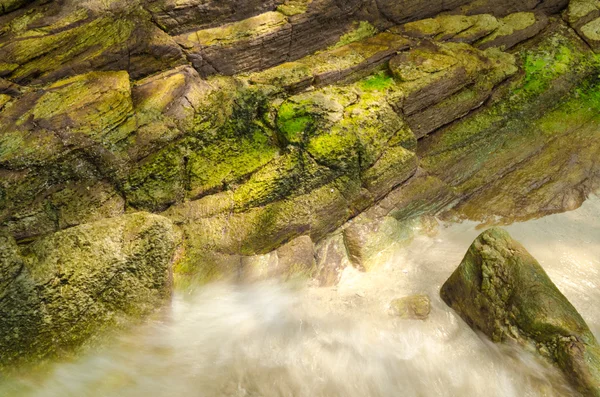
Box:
389 295 431 320
441 228 600 396
0 0 33 16
175 11 288 48
0 71 133 169
476 12 548 50
419 23 600 223
0 212 179 369
0 7 185 84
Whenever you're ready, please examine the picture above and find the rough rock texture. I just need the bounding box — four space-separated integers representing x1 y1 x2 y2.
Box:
441 228 600 396
0 1 596 265
1 0 600 365
0 212 179 368
389 294 431 320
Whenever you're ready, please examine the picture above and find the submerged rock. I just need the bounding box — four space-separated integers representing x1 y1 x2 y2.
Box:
0 212 179 368
441 228 600 396
389 294 431 320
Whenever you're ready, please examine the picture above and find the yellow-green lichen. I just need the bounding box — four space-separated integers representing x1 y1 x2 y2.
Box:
178 12 288 47
581 18 600 41
277 0 313 16
330 21 378 49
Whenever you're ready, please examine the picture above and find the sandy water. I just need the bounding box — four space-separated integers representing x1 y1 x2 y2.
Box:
2 195 599 397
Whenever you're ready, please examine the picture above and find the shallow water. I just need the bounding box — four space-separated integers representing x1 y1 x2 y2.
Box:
2 195 600 397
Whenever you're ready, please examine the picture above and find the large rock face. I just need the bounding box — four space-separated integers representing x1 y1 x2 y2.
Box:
0 212 179 368
441 228 600 396
0 0 599 361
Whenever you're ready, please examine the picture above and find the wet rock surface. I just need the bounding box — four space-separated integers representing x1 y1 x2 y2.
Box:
0 0 599 365
441 228 600 396
389 294 431 320
0 212 179 368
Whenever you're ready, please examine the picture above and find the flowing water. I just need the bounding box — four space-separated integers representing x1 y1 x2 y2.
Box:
2 195 600 397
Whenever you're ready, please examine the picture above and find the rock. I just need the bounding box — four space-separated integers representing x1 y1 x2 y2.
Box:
242 235 317 282
0 212 179 368
0 7 186 84
389 295 431 320
566 0 600 53
314 233 351 286
343 214 415 271
0 0 598 307
0 0 33 16
275 235 316 279
397 14 500 43
419 23 600 224
476 12 549 50
451 0 543 17
390 41 517 137
146 0 286 35
441 228 600 396
375 0 472 24
174 11 292 76
247 32 411 93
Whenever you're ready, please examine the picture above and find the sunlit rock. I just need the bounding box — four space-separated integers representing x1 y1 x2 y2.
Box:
389 294 431 320
0 213 179 368
441 228 600 396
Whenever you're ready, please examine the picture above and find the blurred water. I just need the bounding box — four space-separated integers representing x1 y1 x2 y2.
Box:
2 195 599 397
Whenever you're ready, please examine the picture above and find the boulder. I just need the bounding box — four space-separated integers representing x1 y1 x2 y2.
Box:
389 295 431 320
0 212 179 368
441 228 600 396
314 233 351 286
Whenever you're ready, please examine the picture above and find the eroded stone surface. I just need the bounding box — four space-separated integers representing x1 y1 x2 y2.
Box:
0 0 600 363
441 228 600 396
0 212 179 368
389 295 431 320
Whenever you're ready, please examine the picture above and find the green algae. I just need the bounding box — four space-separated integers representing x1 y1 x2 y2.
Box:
330 21 378 49
0 213 178 369
520 45 575 95
357 71 396 91
421 27 596 176
2 16 135 82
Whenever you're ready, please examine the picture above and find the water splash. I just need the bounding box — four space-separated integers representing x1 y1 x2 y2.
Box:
3 196 599 397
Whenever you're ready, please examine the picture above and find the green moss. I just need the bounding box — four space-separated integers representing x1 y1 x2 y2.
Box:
124 144 187 211
521 45 574 95
0 94 10 110
306 125 359 170
4 16 135 82
187 131 279 198
0 213 178 368
178 12 287 47
330 21 378 49
357 71 395 91
361 146 417 198
275 90 349 144
276 0 313 16
390 47 458 82
276 101 315 141
246 62 313 89
31 71 133 141
421 28 597 181
0 0 32 15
